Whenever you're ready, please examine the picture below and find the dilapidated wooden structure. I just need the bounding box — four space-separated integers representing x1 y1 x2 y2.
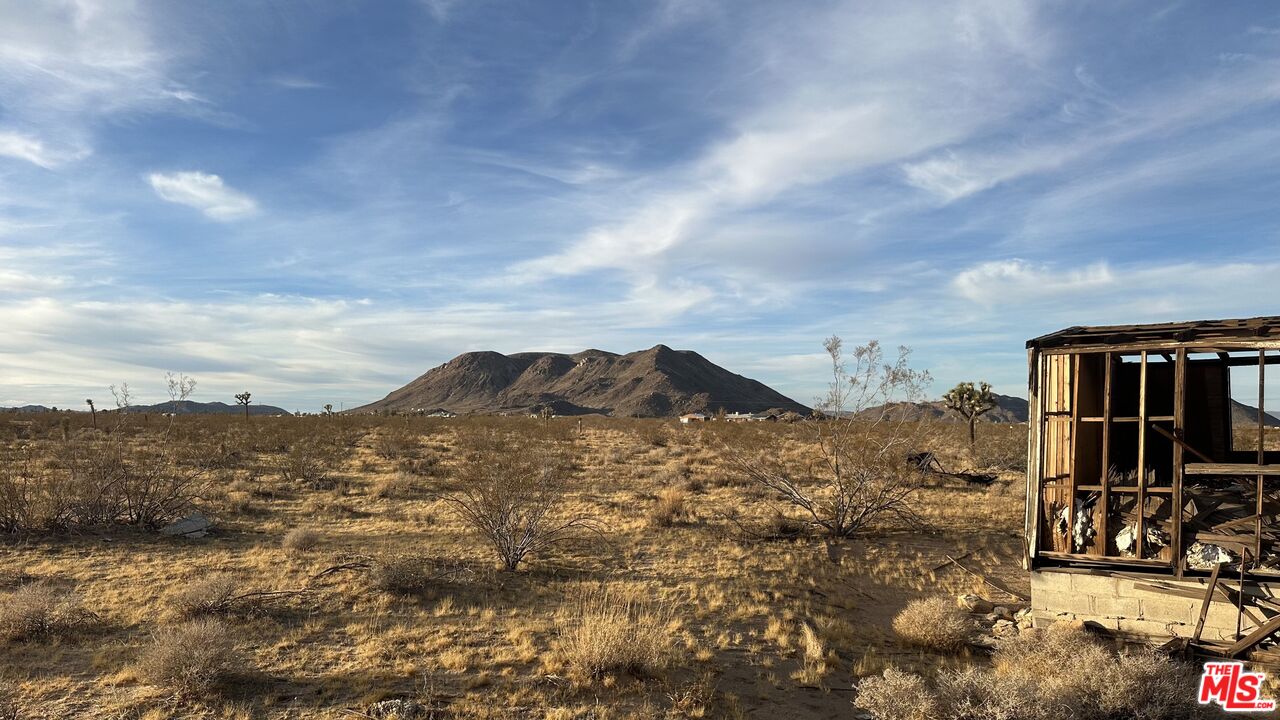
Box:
1026 316 1280 657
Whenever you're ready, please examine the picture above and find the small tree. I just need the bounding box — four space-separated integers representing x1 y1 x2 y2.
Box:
323 404 334 417
166 372 196 414
234 392 251 420
730 337 934 538
942 381 997 450
85 399 96 429
436 435 597 571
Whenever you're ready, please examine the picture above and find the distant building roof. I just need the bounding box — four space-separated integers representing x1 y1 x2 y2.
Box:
1027 315 1280 351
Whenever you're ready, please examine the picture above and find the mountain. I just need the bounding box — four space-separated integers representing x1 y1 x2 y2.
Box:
122 400 291 416
1230 400 1280 428
0 405 55 413
854 393 1030 423
352 345 808 417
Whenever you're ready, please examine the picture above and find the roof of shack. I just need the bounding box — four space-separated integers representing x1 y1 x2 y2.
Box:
1028 315 1280 351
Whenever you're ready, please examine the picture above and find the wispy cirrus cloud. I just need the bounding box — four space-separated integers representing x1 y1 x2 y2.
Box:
147 171 259 221
0 130 89 169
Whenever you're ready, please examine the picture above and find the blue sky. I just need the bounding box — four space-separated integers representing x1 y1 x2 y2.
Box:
2 1 1280 412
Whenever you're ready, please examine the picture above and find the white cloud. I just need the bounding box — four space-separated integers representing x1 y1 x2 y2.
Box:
0 130 89 169
147 171 259 221
952 259 1114 306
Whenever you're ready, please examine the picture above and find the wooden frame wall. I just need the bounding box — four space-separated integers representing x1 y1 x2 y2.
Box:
1028 343 1279 574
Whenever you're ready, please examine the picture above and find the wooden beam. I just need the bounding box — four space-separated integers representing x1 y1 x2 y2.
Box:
1149 423 1213 463
1186 464 1280 476
1101 353 1113 554
1193 564 1222 643
1137 351 1148 560
1067 353 1081 553
1174 347 1187 576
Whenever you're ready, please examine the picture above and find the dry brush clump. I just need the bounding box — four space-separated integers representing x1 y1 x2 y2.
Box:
556 586 677 680
647 487 690 527
891 596 972 652
0 584 95 642
281 527 321 552
856 624 1214 720
168 574 240 618
137 619 243 697
437 434 598 572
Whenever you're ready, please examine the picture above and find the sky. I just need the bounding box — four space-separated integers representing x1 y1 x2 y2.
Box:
2 0 1280 412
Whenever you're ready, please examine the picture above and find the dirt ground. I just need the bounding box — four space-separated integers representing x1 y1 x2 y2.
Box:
0 414 1028 719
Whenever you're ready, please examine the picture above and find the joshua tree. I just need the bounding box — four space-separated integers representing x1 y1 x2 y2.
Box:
323 403 334 417
85 398 96 428
942 381 997 450
235 392 252 419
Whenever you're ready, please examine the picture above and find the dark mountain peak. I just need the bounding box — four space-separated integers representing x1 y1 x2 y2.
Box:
352 346 808 417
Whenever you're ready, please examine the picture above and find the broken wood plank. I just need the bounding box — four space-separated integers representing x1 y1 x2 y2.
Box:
1193 564 1221 643
1225 612 1280 658
1186 463 1280 476
1149 423 1213 463
942 554 1030 601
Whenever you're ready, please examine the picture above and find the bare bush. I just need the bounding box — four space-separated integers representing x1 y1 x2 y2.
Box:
854 666 939 720
278 440 344 487
137 619 241 697
0 584 93 641
282 527 321 553
557 587 675 679
730 338 934 538
891 596 971 652
437 435 597 571
169 574 239 618
857 625 1213 720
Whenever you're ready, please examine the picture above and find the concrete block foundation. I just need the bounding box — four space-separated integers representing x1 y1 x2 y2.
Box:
1031 568 1280 643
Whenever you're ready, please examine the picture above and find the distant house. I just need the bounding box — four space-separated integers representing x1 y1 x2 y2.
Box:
679 412 708 423
723 412 755 422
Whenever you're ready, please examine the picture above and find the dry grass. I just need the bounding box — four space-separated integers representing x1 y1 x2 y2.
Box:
136 619 242 697
647 487 690 527
167 573 239 618
556 586 677 680
0 413 1039 718
891 596 972 653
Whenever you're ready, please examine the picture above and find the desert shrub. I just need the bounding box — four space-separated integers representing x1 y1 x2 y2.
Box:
169 574 239 618
138 619 241 697
0 687 15 720
373 473 415 499
857 625 1212 720
891 596 971 652
278 440 343 487
972 424 1028 473
0 448 40 534
557 587 675 679
438 435 597 571
647 487 689 527
0 584 92 641
282 527 321 553
854 667 939 720
373 430 418 460
729 338 934 538
369 554 469 596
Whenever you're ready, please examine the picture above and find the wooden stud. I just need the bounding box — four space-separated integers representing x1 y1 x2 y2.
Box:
1174 347 1186 575
1193 563 1222 644
1137 351 1148 560
1100 353 1113 555
1067 353 1080 553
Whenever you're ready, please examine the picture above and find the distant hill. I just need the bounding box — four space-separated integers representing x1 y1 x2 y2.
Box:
854 393 1030 423
0 405 55 413
352 345 809 417
1230 400 1280 428
122 400 291 416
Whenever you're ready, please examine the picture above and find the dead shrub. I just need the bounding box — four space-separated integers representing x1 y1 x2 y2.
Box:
278 440 343 487
854 666 939 720
557 586 675 679
169 573 239 618
891 596 971 652
373 473 415 499
729 339 934 538
137 619 241 697
648 487 690 527
0 687 16 720
282 527 321 553
0 584 93 641
370 555 469 596
857 625 1212 720
438 435 598 571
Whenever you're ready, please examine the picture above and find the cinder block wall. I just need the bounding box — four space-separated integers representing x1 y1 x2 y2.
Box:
1031 568 1279 642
